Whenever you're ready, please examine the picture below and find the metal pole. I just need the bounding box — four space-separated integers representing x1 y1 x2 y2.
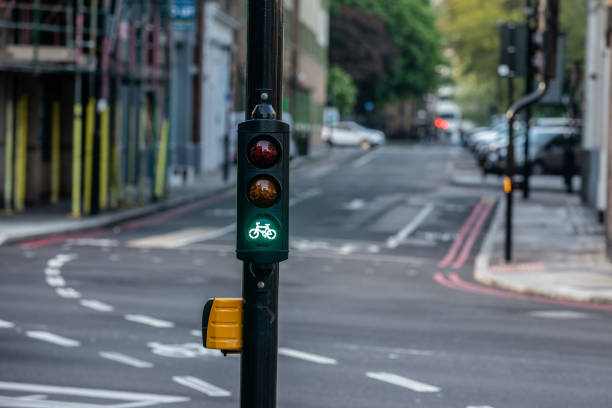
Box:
523 0 536 199
241 1 284 407
505 81 549 262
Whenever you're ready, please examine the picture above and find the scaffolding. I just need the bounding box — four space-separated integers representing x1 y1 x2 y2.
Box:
0 0 172 216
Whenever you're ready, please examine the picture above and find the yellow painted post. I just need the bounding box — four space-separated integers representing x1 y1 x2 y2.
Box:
83 97 95 214
14 94 28 212
110 99 123 208
51 101 61 204
4 98 14 213
72 103 83 218
138 105 147 201
99 103 110 210
126 105 136 204
155 120 169 199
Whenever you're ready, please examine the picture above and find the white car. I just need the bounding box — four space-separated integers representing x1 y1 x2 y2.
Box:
321 121 386 150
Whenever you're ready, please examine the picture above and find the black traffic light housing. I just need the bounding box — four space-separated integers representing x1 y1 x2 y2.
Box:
236 100 290 264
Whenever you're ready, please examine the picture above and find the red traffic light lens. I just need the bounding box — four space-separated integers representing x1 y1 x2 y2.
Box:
247 137 280 168
247 176 280 208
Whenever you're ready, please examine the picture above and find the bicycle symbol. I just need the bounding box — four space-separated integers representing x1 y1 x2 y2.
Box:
248 222 277 240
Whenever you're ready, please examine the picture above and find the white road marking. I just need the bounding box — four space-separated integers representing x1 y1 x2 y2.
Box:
386 203 435 248
99 352 153 368
125 315 175 328
190 330 202 337
56 288 81 299
80 300 114 313
467 406 495 408
128 225 236 249
25 331 80 347
352 152 377 168
0 319 15 329
0 381 188 405
529 310 590 319
338 244 355 255
342 199 366 211
172 376 231 397
278 348 338 365
45 276 66 287
366 372 440 393
289 187 323 207
44 268 60 276
66 238 119 248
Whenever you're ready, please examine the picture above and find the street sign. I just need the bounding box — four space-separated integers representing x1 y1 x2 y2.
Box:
171 0 195 30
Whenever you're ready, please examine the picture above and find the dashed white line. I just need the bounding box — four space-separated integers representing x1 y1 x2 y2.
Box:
56 288 81 299
467 406 495 408
190 330 202 337
529 310 590 319
366 372 440 393
0 319 15 329
125 315 175 328
25 331 80 347
80 300 115 312
99 352 153 368
45 276 66 287
386 203 435 248
278 348 338 365
172 376 231 397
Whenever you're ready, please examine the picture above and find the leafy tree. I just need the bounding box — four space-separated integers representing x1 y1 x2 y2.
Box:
329 4 399 111
328 65 358 116
438 0 587 122
330 0 443 111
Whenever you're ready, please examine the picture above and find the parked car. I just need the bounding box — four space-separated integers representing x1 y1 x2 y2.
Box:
483 126 581 175
321 121 386 150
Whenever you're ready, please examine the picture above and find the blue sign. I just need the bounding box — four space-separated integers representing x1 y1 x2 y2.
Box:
364 101 375 112
172 0 195 30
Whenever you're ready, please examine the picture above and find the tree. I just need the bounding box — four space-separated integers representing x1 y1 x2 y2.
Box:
329 4 399 111
328 65 358 117
330 0 443 111
438 0 587 122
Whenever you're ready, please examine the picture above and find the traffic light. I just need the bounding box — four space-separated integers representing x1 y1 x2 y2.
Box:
532 0 559 81
236 93 290 264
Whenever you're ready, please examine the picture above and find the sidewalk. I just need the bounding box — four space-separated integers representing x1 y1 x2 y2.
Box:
475 190 612 304
0 146 332 246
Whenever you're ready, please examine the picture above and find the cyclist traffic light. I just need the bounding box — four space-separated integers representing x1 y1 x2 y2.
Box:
236 92 290 264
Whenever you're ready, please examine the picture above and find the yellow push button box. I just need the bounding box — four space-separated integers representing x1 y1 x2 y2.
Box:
202 298 243 354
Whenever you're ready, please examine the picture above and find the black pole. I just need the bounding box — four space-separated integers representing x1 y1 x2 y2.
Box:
241 1 284 407
523 0 536 199
505 117 515 262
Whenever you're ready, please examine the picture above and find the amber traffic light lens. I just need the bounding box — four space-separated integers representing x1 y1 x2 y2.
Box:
247 137 280 168
247 176 280 208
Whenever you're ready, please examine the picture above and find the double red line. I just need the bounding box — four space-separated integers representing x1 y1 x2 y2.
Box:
438 199 495 269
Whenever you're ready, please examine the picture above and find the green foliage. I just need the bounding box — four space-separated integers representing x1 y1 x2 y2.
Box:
328 65 358 116
331 0 443 107
439 0 587 122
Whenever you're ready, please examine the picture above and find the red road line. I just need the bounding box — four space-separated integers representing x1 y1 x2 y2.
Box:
438 200 486 268
437 272 612 312
17 190 234 249
451 201 494 269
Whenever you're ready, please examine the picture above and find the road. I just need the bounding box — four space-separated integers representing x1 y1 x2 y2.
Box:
1 145 611 408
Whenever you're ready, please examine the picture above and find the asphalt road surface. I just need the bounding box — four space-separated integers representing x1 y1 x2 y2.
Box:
1 145 611 408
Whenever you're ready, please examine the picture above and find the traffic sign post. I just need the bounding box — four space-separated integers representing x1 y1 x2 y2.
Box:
243 2 286 408
202 3 287 407
505 0 558 262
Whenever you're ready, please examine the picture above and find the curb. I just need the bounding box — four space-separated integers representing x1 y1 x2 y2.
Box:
0 147 332 247
0 184 234 247
473 197 612 305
